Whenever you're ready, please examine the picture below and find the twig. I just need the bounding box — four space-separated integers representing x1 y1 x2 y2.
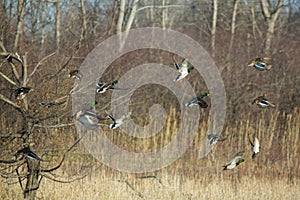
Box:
41 173 88 183
0 71 17 86
41 131 87 173
114 172 144 199
16 169 24 191
27 52 56 80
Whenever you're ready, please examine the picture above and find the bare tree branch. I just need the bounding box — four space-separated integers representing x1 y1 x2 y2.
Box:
0 93 21 109
42 173 88 183
0 71 17 86
27 52 56 82
41 132 86 173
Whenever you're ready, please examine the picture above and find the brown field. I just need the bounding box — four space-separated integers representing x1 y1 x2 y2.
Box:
1 107 299 200
1 173 299 199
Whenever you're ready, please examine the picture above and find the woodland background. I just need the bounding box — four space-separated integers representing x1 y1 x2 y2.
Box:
0 0 299 199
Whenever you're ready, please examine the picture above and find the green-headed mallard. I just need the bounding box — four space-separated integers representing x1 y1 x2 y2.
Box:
173 58 194 82
74 101 102 129
252 94 275 109
249 136 260 159
15 87 31 104
68 69 82 79
14 147 44 161
223 151 245 170
106 111 131 129
185 92 210 108
247 57 272 71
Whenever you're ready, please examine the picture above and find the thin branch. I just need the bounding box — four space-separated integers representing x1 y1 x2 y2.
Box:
136 4 188 13
42 173 88 183
27 52 56 80
0 159 19 164
16 169 24 191
21 52 28 85
0 93 21 109
114 172 144 199
41 132 86 173
35 39 82 91
34 123 74 129
0 71 17 86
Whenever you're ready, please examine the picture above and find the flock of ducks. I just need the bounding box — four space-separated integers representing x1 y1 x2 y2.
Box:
13 56 273 171
211 57 273 170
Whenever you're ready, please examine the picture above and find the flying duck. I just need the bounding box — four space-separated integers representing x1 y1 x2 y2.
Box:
223 151 245 170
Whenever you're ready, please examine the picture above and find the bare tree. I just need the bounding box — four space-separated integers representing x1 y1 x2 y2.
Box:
55 0 61 52
260 0 284 55
125 0 140 32
0 38 89 199
80 0 87 39
227 0 239 59
162 0 167 29
116 0 126 34
14 0 26 51
108 0 119 35
211 0 218 58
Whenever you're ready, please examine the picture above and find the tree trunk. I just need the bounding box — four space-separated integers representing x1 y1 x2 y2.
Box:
14 0 26 51
119 0 140 50
162 0 166 29
211 0 218 58
108 0 119 35
227 0 239 59
80 0 87 38
24 160 41 200
55 0 61 52
40 0 46 55
125 0 139 31
0 0 6 42
260 0 283 55
116 0 125 34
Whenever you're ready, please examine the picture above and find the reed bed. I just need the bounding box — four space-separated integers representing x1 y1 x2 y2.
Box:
1 107 299 199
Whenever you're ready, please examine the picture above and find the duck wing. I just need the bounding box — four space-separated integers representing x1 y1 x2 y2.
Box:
196 97 208 108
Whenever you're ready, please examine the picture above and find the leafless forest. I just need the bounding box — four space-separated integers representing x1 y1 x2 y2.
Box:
0 0 299 199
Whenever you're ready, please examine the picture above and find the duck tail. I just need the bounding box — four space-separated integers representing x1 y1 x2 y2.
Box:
265 64 272 70
252 153 256 159
172 55 177 64
269 102 275 108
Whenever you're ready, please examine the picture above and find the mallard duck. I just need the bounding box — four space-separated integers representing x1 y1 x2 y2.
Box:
38 101 47 106
247 57 272 71
185 92 210 108
249 136 260 159
207 134 226 146
223 151 245 170
68 69 82 79
74 101 101 128
15 87 31 104
96 80 119 94
106 111 131 129
14 147 44 161
252 94 275 109
173 58 194 82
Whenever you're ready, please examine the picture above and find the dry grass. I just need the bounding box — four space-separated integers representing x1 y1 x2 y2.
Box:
1 172 299 200
0 107 299 199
